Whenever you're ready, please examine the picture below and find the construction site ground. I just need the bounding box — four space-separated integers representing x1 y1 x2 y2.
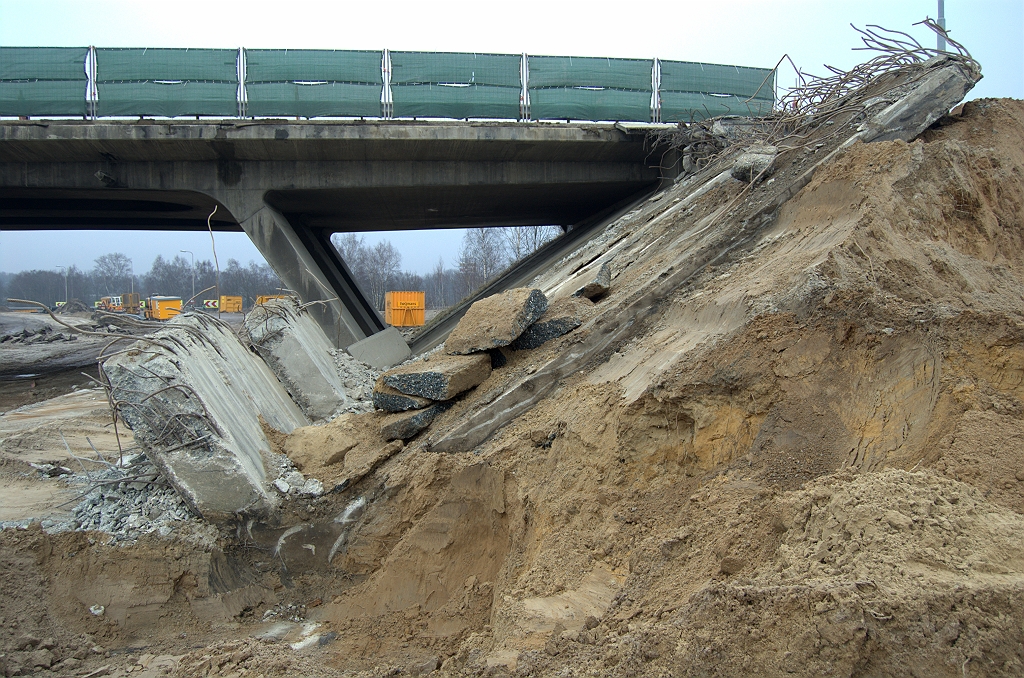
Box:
2 96 1024 677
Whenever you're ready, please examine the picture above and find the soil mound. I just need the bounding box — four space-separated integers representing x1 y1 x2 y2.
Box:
3 96 1024 677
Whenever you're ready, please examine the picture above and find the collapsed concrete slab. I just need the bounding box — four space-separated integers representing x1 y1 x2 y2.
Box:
372 382 435 412
102 313 309 521
445 288 548 355
382 353 491 401
244 297 350 422
380 402 454 442
347 327 411 369
510 296 594 350
731 145 777 182
573 262 611 299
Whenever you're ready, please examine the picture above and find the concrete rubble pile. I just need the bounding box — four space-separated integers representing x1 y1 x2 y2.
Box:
102 313 311 521
371 286 598 441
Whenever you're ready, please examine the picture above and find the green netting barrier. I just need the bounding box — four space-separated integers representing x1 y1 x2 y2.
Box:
528 56 651 91
96 81 238 117
529 87 651 122
245 49 382 84
660 60 774 101
392 84 519 119
247 82 381 117
96 48 237 82
660 91 773 122
390 52 520 87
0 47 88 81
0 80 86 116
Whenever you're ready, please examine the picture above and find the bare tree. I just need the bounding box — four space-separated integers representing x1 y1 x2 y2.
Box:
93 252 133 294
332 232 369 282
363 240 402 310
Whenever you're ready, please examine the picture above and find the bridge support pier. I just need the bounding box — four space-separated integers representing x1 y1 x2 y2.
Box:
208 190 385 348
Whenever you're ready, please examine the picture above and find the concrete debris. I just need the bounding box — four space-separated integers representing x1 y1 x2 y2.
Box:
102 313 309 521
380 402 454 441
381 353 491 401
731 145 778 182
331 349 379 414
444 288 548 355
272 470 324 497
510 296 594 350
347 326 411 369
428 57 982 456
573 262 611 300
372 382 435 412
244 297 352 422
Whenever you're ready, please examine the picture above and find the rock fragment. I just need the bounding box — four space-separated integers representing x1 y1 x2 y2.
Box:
380 402 454 441
730 144 777 182
372 382 435 412
573 262 611 299
382 353 491 401
510 296 593 350
244 297 350 422
102 313 309 521
445 288 548 354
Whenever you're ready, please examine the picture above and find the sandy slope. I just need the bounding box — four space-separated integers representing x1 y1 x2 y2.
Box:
1 99 1024 677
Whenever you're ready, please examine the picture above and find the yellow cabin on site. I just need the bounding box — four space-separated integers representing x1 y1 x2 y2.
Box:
145 296 182 321
385 291 426 327
220 295 243 313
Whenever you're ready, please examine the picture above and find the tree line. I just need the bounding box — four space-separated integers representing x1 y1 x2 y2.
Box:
0 253 282 310
1 225 559 312
333 225 558 310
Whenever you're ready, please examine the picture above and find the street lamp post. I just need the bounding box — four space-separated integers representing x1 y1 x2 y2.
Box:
180 250 195 305
129 259 134 294
56 266 68 306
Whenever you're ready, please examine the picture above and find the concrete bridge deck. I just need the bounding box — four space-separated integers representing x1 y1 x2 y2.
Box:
0 119 674 348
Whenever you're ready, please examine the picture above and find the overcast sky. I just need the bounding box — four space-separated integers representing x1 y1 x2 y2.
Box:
1 0 1021 277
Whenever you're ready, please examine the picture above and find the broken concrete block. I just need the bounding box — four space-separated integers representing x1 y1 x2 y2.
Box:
347 327 411 369
244 297 350 422
510 296 594 350
382 353 491 401
573 262 611 299
103 313 309 521
444 288 548 355
380 402 454 441
731 145 777 182
372 382 435 412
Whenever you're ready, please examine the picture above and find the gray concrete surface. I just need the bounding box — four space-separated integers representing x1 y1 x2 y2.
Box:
381 353 491 401
102 313 309 521
347 327 411 369
444 288 547 355
0 120 666 348
244 297 350 422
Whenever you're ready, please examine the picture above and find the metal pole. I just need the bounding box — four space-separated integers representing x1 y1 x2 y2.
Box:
57 266 67 305
129 259 134 294
937 0 947 51
180 250 195 303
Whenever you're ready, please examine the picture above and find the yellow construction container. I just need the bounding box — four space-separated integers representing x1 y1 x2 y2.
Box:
385 291 426 327
220 295 243 313
145 296 182 321
256 294 289 305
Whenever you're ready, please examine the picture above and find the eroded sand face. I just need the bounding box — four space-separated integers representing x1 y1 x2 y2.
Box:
2 99 1024 677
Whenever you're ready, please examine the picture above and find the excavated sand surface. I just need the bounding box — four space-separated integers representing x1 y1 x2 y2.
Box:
2 99 1024 677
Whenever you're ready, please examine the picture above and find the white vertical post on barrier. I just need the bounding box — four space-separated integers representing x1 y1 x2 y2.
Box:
237 47 247 118
85 46 98 119
520 53 529 121
651 58 661 123
382 49 393 118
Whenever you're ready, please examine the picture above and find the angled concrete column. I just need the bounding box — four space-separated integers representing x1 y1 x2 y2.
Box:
209 189 384 348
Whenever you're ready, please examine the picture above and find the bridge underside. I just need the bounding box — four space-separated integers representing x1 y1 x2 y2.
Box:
0 120 671 348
